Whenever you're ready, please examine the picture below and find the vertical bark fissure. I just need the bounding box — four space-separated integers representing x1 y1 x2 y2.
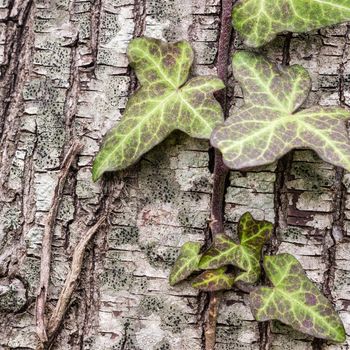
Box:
63 40 79 143
0 0 34 191
12 119 38 277
259 33 293 350
0 0 34 279
0 0 33 139
0 0 36 285
78 249 97 350
90 0 102 71
60 29 81 253
129 0 146 95
204 1 234 349
133 0 146 39
339 24 350 109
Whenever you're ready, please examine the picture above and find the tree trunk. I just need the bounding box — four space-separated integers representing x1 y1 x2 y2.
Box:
0 0 349 349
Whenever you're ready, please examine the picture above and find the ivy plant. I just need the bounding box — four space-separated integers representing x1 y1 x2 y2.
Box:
170 215 346 343
169 213 272 290
92 37 224 181
198 212 273 284
232 0 350 47
211 51 350 171
93 34 349 345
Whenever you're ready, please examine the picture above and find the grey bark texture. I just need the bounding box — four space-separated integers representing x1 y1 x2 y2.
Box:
0 0 349 349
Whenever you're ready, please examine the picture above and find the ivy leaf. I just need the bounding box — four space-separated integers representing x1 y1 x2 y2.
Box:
232 0 350 48
238 211 273 252
250 254 346 343
192 267 235 292
199 213 273 284
169 242 202 286
211 52 350 171
92 37 224 181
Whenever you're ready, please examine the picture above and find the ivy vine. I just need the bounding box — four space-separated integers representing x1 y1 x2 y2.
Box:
93 0 350 347
170 214 346 343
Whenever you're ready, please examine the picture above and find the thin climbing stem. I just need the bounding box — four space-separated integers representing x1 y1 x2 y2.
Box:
206 0 234 349
35 140 83 344
45 216 107 349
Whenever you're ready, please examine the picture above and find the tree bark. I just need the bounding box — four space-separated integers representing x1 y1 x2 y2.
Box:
0 1 349 349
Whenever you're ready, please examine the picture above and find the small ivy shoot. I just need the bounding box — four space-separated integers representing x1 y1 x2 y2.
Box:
250 254 346 343
199 212 273 284
92 37 224 181
211 51 350 171
232 0 350 48
169 213 272 287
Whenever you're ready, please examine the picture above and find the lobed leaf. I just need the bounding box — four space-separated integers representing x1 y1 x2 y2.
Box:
92 37 224 181
232 0 350 48
192 267 235 292
199 213 273 284
169 242 202 286
250 254 346 342
211 52 350 172
238 211 273 252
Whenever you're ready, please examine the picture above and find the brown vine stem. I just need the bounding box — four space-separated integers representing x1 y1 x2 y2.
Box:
205 0 234 349
45 216 107 349
35 140 83 344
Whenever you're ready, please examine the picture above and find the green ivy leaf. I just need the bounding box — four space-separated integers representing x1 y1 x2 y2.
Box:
169 242 202 286
211 52 350 171
92 37 224 181
192 267 235 292
232 0 350 48
199 213 273 284
250 254 346 343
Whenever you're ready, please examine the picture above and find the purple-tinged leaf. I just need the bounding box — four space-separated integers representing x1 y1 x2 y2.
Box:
192 267 235 292
199 213 273 284
211 52 350 172
250 254 346 343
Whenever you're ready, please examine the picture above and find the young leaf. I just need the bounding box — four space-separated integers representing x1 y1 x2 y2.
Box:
92 37 224 181
211 52 350 171
250 254 346 343
199 213 273 284
232 0 350 48
169 242 202 286
192 267 235 292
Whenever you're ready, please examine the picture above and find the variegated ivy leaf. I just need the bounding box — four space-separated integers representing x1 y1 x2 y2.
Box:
169 242 202 286
250 254 346 343
211 52 350 171
199 213 273 284
192 267 235 292
232 0 350 48
92 37 224 181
